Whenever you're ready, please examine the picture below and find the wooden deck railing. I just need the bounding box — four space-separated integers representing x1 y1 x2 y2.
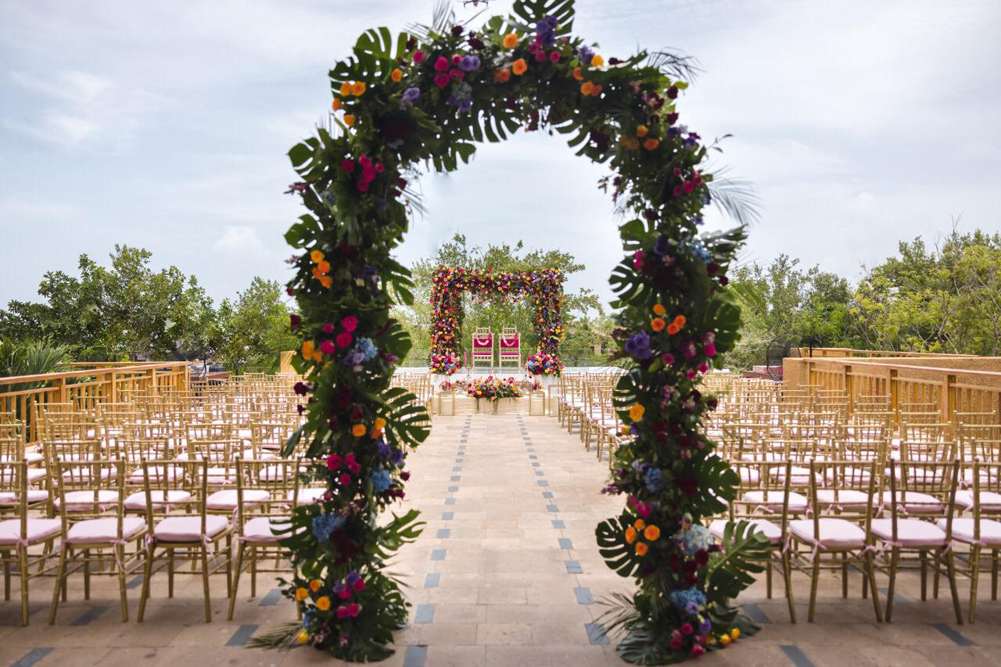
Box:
0 362 190 443
784 356 1001 427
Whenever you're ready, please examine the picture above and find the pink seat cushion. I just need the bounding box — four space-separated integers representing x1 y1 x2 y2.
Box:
815 489 871 508
0 452 44 464
743 490 809 512
709 518 781 545
128 465 184 484
878 490 944 513
54 490 119 512
0 518 62 545
871 518 947 548
0 468 47 484
123 490 192 511
206 489 270 511
66 517 146 545
154 515 229 542
938 518 1001 546
241 517 289 543
955 490 1001 512
287 488 326 505
0 489 49 505
789 518 866 549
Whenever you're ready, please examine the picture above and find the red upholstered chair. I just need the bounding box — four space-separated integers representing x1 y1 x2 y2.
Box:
498 328 521 369
472 329 494 370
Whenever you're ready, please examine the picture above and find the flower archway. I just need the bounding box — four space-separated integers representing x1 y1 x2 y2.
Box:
271 0 765 663
428 265 564 374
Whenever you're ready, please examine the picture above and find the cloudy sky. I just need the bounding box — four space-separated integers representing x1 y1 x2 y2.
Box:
2 0 999 311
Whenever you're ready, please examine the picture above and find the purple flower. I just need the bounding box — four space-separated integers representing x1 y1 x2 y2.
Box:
457 98 473 113
624 331 654 360
458 55 480 72
400 87 420 110
653 234 671 257
578 45 595 64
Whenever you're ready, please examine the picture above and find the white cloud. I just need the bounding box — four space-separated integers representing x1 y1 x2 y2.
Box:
213 226 269 258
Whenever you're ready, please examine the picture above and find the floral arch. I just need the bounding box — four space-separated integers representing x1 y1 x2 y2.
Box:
270 0 765 663
428 265 564 374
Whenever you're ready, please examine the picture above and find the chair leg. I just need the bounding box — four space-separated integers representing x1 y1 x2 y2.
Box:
250 546 257 598
885 547 900 622
83 549 91 600
167 550 174 598
841 553 848 599
866 550 883 623
3 550 10 601
919 550 928 601
969 545 982 624
808 555 821 622
767 559 773 599
137 543 155 623
228 543 245 621
48 547 69 625
992 549 998 601
782 551 797 623
225 536 233 599
117 544 129 622
200 546 212 623
946 549 963 625
19 547 30 626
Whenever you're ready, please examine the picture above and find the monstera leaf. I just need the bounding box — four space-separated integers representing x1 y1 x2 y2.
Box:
693 455 739 515
703 519 770 605
596 514 643 578
610 258 655 310
512 0 576 35
380 386 430 451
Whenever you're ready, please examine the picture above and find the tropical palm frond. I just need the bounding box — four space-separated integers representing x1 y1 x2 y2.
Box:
646 49 700 81
407 0 455 42
707 173 760 228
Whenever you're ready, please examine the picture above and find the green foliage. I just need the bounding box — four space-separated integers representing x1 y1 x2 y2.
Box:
702 520 770 604
213 277 298 374
596 514 644 578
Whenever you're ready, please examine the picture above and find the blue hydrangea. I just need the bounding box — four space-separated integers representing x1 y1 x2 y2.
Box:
343 336 379 366
644 467 665 493
673 524 713 555
669 587 706 615
371 469 393 493
686 240 712 264
312 513 345 542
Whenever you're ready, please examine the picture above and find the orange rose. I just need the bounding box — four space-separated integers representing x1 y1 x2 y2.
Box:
343 114 355 127
351 81 366 96
494 68 511 83
512 58 527 76
591 54 604 67
391 68 403 82
625 526 637 544
580 81 594 95
621 137 639 150
635 542 649 556
319 276 333 289
317 261 330 275
295 587 309 601
643 138 660 150
651 318 666 332
309 579 322 592
332 98 341 111
572 66 583 81
644 525 661 541
339 82 352 97
316 596 331 611
352 424 367 437
636 125 649 137
667 323 680 336
590 84 602 96
653 303 666 316
310 250 325 263
674 315 687 329
502 33 519 48
634 519 646 530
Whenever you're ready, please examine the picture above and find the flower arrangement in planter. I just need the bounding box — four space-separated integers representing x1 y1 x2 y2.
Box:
465 376 523 402
526 351 563 376
263 0 763 662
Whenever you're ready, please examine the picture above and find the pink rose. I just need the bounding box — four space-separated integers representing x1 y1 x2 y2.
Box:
434 73 450 88
342 315 358 332
336 331 353 348
661 352 675 365
413 51 424 63
339 473 351 486
320 340 336 355
327 454 342 470
451 54 461 65
434 56 449 72
698 363 709 374
681 623 693 635
704 343 716 357
691 645 705 657
550 51 561 63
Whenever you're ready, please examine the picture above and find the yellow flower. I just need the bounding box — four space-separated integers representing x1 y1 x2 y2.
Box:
651 318 666 332
625 526 637 544
315 596 331 611
512 58 527 76
628 403 645 422
636 125 649 138
730 628 740 640
391 68 403 82
343 114 355 127
302 340 315 358
644 525 661 541
295 587 309 601
635 542 648 556
310 250 325 263
309 579 321 592
352 424 367 437
580 81 594 96
620 425 630 436
502 33 519 48
351 81 366 96
634 519 645 530
720 634 732 646
297 629 311 644
374 417 387 430
643 138 660 150
339 81 352 97
591 54 604 67
653 303 666 316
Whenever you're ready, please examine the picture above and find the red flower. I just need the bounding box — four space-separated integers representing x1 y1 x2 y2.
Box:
434 56 449 72
341 159 355 173
342 315 358 332
336 331 353 348
434 73 450 88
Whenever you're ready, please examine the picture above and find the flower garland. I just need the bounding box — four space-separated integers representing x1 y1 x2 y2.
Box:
429 265 564 370
266 0 763 662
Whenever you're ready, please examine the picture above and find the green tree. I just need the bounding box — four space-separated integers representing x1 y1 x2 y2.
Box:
212 278 298 373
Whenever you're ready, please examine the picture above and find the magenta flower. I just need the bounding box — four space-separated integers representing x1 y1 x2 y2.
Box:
290 314 301 330
698 363 709 374
342 315 358 332
450 53 461 65
322 323 334 333
336 331 353 348
413 51 424 63
661 352 676 365
320 340 336 355
434 73 450 88
704 342 716 357
339 473 351 486
434 56 449 72
681 623 693 635
550 51 561 63
327 454 342 470
344 453 361 474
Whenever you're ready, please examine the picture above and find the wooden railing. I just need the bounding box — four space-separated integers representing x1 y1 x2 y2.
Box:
0 362 190 443
796 347 981 359
784 356 1001 429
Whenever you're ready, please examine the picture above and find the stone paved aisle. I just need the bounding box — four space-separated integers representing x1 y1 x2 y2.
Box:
3 413 1001 666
